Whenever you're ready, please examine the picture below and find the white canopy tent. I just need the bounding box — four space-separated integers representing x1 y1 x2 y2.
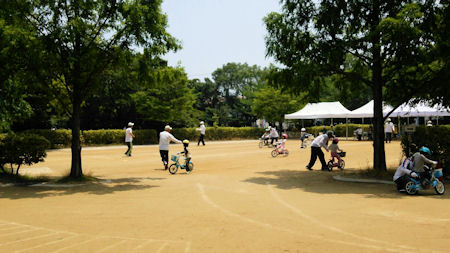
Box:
347 100 394 118
285 101 351 119
390 101 450 117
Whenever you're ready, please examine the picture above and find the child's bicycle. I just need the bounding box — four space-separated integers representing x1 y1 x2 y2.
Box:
327 151 346 171
258 138 273 148
168 152 194 175
271 143 289 157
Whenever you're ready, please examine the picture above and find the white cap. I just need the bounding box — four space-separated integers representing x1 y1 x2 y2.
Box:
301 128 306 131
387 118 391 122
128 122 134 126
200 121 204 125
164 125 172 131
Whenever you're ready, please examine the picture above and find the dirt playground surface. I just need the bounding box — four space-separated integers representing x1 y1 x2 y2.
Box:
1 140 449 252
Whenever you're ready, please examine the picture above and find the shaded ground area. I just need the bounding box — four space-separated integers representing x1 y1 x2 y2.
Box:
0 140 449 252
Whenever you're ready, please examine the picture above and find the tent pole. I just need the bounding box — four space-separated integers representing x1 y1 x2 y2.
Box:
437 117 439 125
346 118 348 140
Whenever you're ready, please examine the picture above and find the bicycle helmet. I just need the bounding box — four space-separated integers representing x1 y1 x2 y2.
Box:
419 146 431 156
282 133 288 139
183 139 190 147
265 128 270 132
326 131 334 138
301 128 306 132
333 137 339 144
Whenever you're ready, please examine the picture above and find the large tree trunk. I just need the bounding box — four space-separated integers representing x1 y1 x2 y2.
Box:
70 94 83 178
371 0 387 172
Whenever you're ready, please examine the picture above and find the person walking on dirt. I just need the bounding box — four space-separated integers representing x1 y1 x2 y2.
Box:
197 121 206 146
159 125 182 170
306 131 334 171
384 118 395 143
269 126 279 145
124 122 135 157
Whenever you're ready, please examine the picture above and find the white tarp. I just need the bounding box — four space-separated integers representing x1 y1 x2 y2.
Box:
347 100 394 118
285 101 351 119
391 101 450 117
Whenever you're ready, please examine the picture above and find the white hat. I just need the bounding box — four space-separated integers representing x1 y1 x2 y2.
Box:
164 125 172 130
200 121 204 125
128 122 134 126
386 118 391 122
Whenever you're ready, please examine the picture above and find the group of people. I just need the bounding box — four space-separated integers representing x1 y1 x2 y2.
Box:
261 126 280 145
124 121 207 172
305 131 343 171
393 146 438 192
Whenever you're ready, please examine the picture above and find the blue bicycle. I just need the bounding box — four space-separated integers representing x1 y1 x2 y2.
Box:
405 165 445 195
168 152 194 175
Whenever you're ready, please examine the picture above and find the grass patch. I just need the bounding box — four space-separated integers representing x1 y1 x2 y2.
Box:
57 172 100 183
343 167 396 181
0 170 50 185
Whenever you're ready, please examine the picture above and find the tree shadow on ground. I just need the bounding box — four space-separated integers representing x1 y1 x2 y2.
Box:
0 177 164 200
243 169 450 199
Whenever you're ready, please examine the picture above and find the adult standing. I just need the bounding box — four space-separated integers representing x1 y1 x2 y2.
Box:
159 125 182 170
356 126 363 141
197 121 206 146
269 126 279 145
306 131 334 171
384 118 395 143
124 122 135 157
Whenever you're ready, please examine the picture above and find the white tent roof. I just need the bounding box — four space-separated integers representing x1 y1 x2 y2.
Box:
391 101 450 117
285 102 351 119
347 100 394 118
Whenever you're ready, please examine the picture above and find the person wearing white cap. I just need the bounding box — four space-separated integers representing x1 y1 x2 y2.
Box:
124 122 135 156
384 118 395 143
159 125 182 170
197 121 206 146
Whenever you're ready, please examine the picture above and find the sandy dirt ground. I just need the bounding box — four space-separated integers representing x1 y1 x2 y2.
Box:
1 140 449 252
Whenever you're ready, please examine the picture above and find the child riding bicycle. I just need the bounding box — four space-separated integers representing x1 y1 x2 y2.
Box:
328 137 344 168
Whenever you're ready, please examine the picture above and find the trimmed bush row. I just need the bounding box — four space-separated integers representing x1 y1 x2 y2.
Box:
401 125 450 177
18 127 265 148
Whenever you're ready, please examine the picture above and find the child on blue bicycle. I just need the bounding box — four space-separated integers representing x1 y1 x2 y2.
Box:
180 139 192 172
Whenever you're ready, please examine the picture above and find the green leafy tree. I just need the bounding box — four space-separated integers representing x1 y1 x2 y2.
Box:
131 67 197 127
252 86 303 124
8 0 180 177
264 0 444 171
211 63 266 126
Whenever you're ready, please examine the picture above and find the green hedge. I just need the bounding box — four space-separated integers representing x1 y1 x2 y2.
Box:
21 129 72 148
171 127 265 142
20 127 265 148
401 126 450 177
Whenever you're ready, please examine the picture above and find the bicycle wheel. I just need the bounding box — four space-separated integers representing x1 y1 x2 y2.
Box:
434 181 445 195
271 150 278 157
188 162 194 172
327 161 333 171
168 164 178 174
405 181 417 195
339 160 345 170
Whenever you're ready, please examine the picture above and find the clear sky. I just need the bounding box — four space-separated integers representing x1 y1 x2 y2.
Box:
161 0 281 80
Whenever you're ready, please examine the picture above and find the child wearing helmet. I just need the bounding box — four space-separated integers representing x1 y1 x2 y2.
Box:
277 133 288 153
300 128 308 148
181 139 192 172
328 138 343 168
411 146 438 173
